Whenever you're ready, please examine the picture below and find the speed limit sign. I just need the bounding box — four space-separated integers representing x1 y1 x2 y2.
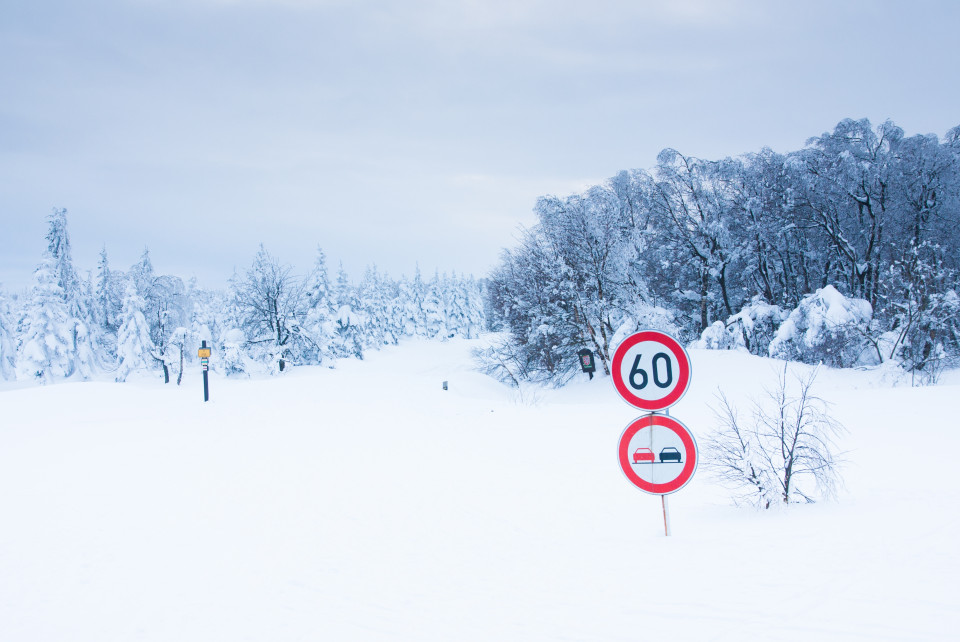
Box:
611 330 691 411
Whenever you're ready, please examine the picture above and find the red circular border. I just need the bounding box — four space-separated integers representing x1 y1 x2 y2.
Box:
617 414 698 495
611 331 691 411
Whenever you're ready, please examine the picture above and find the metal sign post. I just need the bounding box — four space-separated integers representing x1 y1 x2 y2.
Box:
662 495 671 537
198 341 211 402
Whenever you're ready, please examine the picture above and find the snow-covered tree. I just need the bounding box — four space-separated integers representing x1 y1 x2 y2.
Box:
357 265 400 348
41 207 103 378
16 259 74 383
192 286 236 363
95 247 123 336
398 266 428 337
330 263 364 360
129 248 155 300
462 276 486 339
115 283 156 382
168 326 189 385
423 270 449 339
232 244 306 372
878 244 960 383
443 272 486 339
301 247 336 364
45 207 81 305
0 287 15 380
150 274 189 383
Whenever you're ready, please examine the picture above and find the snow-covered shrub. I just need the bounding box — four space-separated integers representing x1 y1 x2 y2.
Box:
769 286 873 367
473 335 524 388
692 320 744 351
220 328 251 378
692 299 786 355
728 298 788 356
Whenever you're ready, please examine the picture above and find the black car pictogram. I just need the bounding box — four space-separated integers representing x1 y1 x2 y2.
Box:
659 447 682 463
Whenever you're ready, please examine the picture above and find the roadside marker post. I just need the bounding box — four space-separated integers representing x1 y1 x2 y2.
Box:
577 348 597 380
611 330 697 536
198 341 211 402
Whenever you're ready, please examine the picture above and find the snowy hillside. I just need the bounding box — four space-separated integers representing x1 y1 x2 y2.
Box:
2 337 958 640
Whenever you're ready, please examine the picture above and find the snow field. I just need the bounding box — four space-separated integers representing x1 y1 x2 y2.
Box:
2 338 959 640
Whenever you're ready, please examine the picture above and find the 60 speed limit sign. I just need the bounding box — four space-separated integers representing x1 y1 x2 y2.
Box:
611 330 691 412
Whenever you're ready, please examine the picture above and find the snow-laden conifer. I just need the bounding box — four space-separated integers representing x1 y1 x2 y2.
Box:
41 208 105 378
0 288 15 380
16 259 74 383
330 263 364 360
95 247 122 334
301 247 336 364
115 283 156 382
357 265 400 347
45 208 81 304
398 267 427 337
423 270 448 339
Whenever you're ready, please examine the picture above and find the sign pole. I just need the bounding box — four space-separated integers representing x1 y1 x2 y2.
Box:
662 495 671 537
662 406 670 535
199 340 211 402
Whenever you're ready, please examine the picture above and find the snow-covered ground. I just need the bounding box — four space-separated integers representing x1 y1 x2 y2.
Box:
2 337 958 641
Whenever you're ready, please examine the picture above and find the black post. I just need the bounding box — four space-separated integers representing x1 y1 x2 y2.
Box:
201 340 210 402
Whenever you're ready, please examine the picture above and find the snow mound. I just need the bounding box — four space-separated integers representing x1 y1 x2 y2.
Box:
769 285 873 367
692 297 787 355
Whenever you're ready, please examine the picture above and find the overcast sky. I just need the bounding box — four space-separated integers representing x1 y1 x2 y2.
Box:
2 0 958 291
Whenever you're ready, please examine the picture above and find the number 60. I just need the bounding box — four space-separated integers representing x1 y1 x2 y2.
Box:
629 352 673 390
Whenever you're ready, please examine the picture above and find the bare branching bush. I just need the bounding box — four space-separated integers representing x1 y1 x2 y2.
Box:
473 342 523 389
704 363 846 508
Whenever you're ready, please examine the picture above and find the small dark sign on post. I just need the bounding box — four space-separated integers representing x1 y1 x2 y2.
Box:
578 348 596 380
199 340 211 402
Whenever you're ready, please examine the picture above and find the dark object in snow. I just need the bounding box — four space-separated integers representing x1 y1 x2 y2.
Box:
578 348 596 380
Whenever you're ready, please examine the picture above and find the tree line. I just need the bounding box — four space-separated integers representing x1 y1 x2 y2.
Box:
0 209 486 384
484 118 960 384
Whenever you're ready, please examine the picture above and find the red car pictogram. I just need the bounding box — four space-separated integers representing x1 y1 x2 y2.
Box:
633 447 655 464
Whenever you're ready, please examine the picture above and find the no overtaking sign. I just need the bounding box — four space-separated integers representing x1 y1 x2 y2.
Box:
617 413 698 495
